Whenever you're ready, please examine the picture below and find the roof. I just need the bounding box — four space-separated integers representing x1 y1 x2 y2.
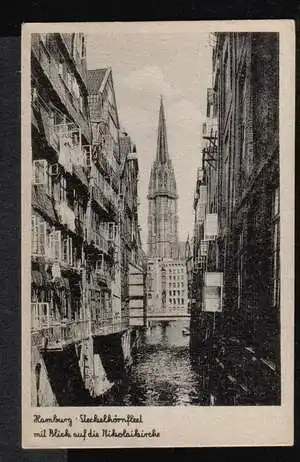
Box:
87 69 108 94
156 96 169 164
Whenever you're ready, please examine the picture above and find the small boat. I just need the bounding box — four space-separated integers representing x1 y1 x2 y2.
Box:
182 327 190 336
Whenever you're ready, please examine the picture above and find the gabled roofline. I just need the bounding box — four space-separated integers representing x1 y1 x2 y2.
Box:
99 67 111 94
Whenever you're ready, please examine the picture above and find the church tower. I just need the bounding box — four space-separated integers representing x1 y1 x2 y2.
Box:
147 97 179 258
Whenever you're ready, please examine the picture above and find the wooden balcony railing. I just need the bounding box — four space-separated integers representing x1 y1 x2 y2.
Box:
91 316 129 337
92 184 108 211
91 229 109 253
32 319 90 351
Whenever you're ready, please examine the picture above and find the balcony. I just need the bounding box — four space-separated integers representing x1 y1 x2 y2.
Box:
91 316 129 337
92 184 108 212
95 150 119 193
106 192 119 218
95 266 111 288
31 35 91 144
32 185 57 224
91 229 109 253
31 318 90 351
92 146 110 177
56 202 76 233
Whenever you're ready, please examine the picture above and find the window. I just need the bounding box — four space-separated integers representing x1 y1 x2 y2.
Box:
62 235 73 265
59 176 67 202
32 215 46 256
50 230 61 261
96 253 105 272
108 222 116 241
46 165 53 197
33 159 47 185
31 302 50 328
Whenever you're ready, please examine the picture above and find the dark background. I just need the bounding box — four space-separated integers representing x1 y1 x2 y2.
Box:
0 1 298 461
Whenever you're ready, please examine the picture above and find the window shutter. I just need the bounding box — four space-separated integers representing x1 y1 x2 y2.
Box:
31 303 39 330
38 219 46 256
52 230 61 261
68 237 71 265
49 230 54 259
32 215 38 254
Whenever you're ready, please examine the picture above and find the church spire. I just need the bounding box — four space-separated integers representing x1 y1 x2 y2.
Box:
156 96 169 164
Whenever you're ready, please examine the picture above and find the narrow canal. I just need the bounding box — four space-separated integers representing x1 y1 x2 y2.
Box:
100 319 207 406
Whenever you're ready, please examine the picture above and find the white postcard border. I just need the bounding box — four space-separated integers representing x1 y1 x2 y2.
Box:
21 20 295 448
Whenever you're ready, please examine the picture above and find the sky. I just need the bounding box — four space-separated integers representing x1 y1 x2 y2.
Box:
86 30 213 251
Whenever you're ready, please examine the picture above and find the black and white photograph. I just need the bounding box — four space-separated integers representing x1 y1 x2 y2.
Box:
22 21 294 448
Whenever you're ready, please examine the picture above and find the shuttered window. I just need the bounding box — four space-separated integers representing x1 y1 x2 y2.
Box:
33 159 47 185
50 230 61 261
32 215 46 256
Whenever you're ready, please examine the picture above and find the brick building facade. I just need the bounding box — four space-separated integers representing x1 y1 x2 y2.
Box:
189 33 280 405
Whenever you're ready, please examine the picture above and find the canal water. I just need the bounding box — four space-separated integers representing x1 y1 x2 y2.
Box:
101 319 206 406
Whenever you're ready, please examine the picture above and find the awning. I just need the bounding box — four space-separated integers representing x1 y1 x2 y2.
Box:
32 185 57 223
73 164 89 188
31 266 52 288
31 270 44 287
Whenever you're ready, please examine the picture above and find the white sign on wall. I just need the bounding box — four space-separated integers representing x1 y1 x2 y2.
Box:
204 213 218 240
203 272 223 312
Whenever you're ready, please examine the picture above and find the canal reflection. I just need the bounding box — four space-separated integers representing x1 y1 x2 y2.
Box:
101 320 207 406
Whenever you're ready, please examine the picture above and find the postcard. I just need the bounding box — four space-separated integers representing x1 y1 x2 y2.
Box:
21 20 295 448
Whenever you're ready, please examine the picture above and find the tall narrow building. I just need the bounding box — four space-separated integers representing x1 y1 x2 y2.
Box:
147 97 179 258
